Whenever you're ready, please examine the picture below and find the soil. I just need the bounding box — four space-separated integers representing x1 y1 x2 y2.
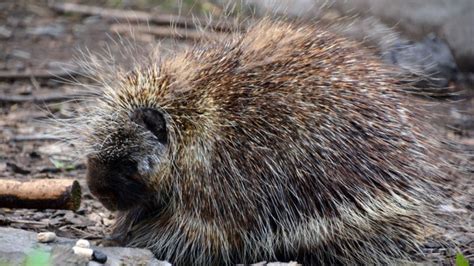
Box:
0 0 472 264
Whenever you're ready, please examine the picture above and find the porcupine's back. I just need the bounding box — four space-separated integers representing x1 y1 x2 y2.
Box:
77 20 450 265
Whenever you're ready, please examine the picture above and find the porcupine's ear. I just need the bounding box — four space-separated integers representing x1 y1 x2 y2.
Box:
130 108 167 143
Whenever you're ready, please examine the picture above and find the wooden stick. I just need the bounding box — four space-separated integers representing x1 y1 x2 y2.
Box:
9 134 62 142
110 24 228 41
50 2 237 32
0 94 81 104
0 179 81 211
52 2 155 23
0 69 78 80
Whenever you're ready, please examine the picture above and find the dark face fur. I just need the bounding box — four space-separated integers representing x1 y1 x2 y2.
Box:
86 108 167 211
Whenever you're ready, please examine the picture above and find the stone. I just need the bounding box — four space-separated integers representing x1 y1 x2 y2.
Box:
75 239 90 248
72 246 93 259
383 34 458 88
91 249 107 263
0 26 12 39
27 24 65 38
244 0 474 72
441 12 474 71
0 227 170 265
37 232 57 243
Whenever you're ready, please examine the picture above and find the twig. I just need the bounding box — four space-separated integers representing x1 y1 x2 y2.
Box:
0 93 81 104
9 219 49 226
67 226 104 240
110 24 228 41
0 69 78 80
30 76 41 91
9 134 62 142
50 2 237 32
0 179 82 211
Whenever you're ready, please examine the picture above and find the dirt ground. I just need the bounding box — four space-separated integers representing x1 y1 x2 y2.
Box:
0 0 472 264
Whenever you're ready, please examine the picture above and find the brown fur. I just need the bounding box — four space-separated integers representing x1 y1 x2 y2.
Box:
66 19 451 265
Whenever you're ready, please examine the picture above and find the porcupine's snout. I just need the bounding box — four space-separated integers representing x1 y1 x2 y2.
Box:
86 108 167 211
86 156 150 211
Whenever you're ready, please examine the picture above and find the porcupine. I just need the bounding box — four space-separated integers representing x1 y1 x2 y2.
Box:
64 19 453 265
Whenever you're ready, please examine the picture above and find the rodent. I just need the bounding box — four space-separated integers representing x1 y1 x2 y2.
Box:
67 19 451 265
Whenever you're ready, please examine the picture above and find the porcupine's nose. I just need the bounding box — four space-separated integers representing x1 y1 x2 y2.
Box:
130 108 167 143
86 156 152 211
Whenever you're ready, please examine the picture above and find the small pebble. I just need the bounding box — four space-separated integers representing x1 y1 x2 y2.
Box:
72 246 107 264
102 218 114 226
92 250 108 264
73 246 93 259
10 49 31 60
37 232 56 243
0 26 12 39
27 24 65 38
75 239 90 248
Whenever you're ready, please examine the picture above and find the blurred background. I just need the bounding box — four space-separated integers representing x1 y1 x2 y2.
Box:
0 0 472 264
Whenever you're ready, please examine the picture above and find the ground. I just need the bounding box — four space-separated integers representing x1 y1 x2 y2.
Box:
0 0 472 264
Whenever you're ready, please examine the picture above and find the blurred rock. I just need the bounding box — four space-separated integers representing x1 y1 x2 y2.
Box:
98 246 171 266
243 0 474 72
83 15 101 25
0 26 12 39
244 6 460 88
383 34 458 88
330 0 473 38
244 0 323 17
332 0 474 72
0 227 170 265
328 16 400 53
6 17 21 27
10 50 31 60
441 12 474 71
27 24 65 38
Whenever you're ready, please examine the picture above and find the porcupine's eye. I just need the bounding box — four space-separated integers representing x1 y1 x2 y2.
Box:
130 108 167 143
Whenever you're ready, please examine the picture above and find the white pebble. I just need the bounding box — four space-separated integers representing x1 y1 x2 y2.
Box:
73 246 93 259
75 239 90 248
37 232 56 243
102 218 114 226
